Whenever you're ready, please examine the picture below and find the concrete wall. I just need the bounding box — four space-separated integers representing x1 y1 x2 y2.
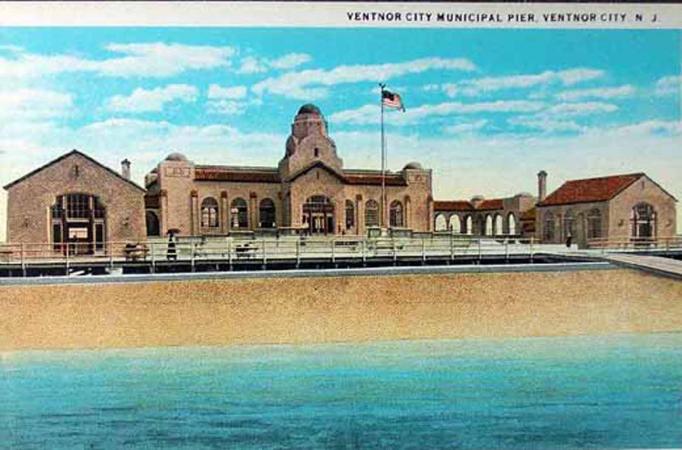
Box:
1 269 681 351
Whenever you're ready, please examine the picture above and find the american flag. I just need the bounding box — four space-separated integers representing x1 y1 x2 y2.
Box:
381 89 405 111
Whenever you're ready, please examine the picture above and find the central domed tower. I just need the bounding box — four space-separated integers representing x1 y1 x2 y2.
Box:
278 104 343 180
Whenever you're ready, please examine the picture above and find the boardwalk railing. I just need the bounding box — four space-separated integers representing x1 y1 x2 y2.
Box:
0 235 544 271
587 236 682 252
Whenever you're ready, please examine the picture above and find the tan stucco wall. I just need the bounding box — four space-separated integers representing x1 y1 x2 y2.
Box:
5 153 145 245
153 163 432 236
1 269 680 351
609 176 677 240
536 201 609 246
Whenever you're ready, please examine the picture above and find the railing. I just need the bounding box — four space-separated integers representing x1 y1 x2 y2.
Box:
586 236 682 252
0 235 542 270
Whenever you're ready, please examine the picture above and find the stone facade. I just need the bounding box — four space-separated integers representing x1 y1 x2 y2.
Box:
536 173 677 247
4 151 146 251
144 104 433 237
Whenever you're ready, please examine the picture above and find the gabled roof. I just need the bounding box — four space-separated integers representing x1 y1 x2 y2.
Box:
287 161 408 186
287 160 346 184
3 149 145 192
537 173 645 207
195 165 280 183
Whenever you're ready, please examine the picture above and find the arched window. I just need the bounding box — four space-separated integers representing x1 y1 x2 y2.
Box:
631 203 656 239
201 197 219 228
231 198 248 229
365 199 379 227
259 198 276 228
435 213 447 231
485 215 493 236
543 212 555 242
146 211 160 236
563 209 576 239
51 194 106 254
494 214 504 235
449 215 461 233
345 200 355 230
587 208 602 240
507 213 517 235
389 200 403 227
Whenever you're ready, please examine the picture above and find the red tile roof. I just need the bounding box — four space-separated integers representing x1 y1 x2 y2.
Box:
477 199 504 210
194 164 408 186
433 200 473 211
195 166 280 183
344 173 407 186
434 198 505 212
538 173 643 207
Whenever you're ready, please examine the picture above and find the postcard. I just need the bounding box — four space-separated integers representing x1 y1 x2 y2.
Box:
0 2 680 449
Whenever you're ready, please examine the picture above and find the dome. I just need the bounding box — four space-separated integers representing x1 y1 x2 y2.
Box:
471 195 485 202
403 161 423 170
297 104 323 116
515 192 533 198
165 152 188 162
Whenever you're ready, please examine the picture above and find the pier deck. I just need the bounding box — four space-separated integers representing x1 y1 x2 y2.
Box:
603 254 682 280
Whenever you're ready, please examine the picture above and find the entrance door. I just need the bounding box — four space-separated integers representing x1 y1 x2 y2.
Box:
67 225 92 255
303 196 334 235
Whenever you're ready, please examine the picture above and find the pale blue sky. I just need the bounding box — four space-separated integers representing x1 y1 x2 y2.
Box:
0 28 680 240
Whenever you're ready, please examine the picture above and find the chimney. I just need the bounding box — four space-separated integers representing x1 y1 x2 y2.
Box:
121 158 131 180
537 170 547 202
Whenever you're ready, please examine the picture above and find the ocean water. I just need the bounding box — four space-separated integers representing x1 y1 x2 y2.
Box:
1 333 681 449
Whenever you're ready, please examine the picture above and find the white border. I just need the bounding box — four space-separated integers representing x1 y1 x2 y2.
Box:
0 2 680 29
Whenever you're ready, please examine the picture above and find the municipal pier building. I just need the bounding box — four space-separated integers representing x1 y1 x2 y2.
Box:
3 104 678 251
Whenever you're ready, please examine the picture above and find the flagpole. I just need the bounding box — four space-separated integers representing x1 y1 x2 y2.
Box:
379 82 386 230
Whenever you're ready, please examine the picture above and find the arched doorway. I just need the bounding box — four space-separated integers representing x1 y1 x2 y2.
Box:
464 215 473 235
390 200 404 227
507 213 517 235
494 214 503 235
51 193 106 255
230 198 248 229
303 195 334 234
631 203 656 240
485 215 493 236
145 211 160 237
259 198 276 228
434 213 447 231
449 215 461 233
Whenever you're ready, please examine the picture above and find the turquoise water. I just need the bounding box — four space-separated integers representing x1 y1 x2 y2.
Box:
1 333 681 449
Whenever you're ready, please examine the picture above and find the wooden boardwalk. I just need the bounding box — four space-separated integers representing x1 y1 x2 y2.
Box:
603 254 682 280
